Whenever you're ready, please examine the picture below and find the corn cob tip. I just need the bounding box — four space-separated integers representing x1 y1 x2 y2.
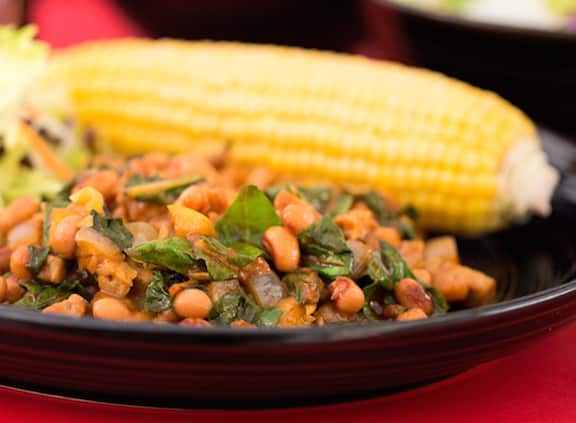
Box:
500 138 559 220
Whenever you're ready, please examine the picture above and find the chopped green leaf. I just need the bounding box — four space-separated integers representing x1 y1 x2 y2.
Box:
125 174 204 205
91 210 133 250
209 291 260 325
380 240 412 284
203 238 263 268
193 239 237 281
127 237 197 274
297 186 333 213
327 192 354 217
15 279 89 310
26 246 49 276
362 282 396 320
298 216 353 279
144 271 172 313
215 185 281 246
253 307 283 327
209 292 242 325
365 249 393 290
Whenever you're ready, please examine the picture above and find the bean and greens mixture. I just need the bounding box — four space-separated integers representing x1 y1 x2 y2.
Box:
0 152 495 327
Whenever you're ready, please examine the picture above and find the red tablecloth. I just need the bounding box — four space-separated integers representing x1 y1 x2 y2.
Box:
0 322 574 423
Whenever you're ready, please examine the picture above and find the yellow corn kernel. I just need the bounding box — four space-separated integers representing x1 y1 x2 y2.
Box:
70 187 104 214
167 204 215 238
44 40 558 233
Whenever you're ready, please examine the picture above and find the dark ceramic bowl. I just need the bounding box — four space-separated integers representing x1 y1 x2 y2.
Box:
0 130 574 409
362 0 576 138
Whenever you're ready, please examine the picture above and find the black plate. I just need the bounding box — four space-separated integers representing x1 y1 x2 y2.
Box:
362 0 576 138
0 130 574 409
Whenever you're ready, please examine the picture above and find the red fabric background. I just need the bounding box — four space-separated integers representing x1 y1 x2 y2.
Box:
0 323 574 423
18 1 576 421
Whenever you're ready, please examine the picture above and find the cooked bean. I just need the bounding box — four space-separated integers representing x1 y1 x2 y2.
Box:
394 278 434 314
394 278 433 315
329 276 365 315
173 288 212 319
0 196 38 233
5 275 24 303
262 226 300 272
273 190 304 212
397 308 428 321
7 216 42 250
50 215 83 258
281 203 320 234
10 245 32 280
93 297 132 320
176 184 209 213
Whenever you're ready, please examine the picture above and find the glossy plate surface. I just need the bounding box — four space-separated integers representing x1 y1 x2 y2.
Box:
0 130 574 409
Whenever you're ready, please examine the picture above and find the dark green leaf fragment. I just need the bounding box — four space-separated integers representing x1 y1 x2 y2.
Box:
91 210 133 250
26 246 49 276
202 238 263 268
127 237 197 274
296 186 333 213
327 192 354 217
253 307 283 327
125 174 204 205
144 271 172 313
298 216 353 279
215 185 281 246
362 282 396 320
15 279 90 311
365 249 393 290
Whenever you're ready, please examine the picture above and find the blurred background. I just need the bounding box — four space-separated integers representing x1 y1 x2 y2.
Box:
2 0 575 138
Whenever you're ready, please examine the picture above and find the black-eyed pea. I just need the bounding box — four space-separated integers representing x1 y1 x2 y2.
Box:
50 214 83 259
394 278 433 315
262 226 300 272
172 288 212 319
328 276 365 315
92 297 132 320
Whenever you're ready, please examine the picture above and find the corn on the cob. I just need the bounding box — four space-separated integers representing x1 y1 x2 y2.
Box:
42 39 559 234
